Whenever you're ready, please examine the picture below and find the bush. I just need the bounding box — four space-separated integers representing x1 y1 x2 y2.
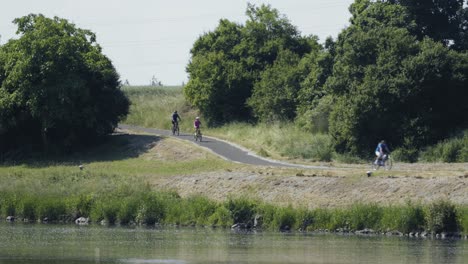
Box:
226 198 257 225
37 197 68 222
118 197 140 225
184 195 217 226
271 206 297 231
348 204 383 230
208 206 233 227
420 131 468 162
308 208 333 231
381 203 425 233
459 207 468 235
17 196 37 221
136 193 166 225
392 148 419 163
425 200 459 234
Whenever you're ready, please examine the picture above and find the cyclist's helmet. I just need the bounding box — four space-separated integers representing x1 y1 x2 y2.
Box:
174 110 178 113
196 117 199 120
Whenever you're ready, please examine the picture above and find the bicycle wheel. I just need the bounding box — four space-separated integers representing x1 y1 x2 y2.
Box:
175 125 179 136
383 156 393 170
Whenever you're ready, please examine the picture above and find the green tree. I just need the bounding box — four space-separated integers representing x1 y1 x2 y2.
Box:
325 1 468 155
247 49 303 122
296 37 335 132
184 4 313 125
387 0 466 49
0 14 129 152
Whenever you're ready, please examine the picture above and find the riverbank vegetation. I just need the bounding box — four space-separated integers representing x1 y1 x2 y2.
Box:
1 189 467 236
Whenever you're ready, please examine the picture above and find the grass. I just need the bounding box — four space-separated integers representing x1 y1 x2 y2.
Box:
1 189 466 235
206 122 335 162
0 131 237 201
123 86 335 162
123 85 200 133
419 131 468 162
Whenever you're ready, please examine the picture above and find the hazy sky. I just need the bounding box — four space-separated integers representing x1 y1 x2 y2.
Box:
0 0 354 85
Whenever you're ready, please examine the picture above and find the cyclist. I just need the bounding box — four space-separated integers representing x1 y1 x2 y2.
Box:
171 111 181 129
194 116 201 135
374 140 390 165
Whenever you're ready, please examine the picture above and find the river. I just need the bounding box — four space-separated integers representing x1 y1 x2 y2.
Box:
0 223 466 264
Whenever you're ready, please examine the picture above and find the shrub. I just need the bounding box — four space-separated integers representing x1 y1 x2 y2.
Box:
348 204 383 230
208 206 233 227
271 206 297 231
226 198 257 225
381 203 425 233
118 197 140 225
17 196 37 221
308 208 333 231
37 197 68 222
184 195 217 226
459 207 468 235
136 193 166 225
392 148 419 163
420 131 468 162
425 200 459 233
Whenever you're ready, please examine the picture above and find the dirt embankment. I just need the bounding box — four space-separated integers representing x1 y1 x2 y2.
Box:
152 170 468 208
125 129 468 208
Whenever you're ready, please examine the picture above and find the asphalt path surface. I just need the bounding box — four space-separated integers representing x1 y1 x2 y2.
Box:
119 124 328 169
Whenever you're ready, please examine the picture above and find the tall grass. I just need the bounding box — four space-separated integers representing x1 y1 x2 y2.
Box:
207 122 334 161
419 131 468 162
123 86 199 133
123 86 336 162
0 190 466 234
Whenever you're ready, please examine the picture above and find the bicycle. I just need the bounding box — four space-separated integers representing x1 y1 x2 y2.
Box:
371 154 393 170
172 122 179 136
194 128 202 142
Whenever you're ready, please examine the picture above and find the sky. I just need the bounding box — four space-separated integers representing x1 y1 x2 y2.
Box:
0 0 355 86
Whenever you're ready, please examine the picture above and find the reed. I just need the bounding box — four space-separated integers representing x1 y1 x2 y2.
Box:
1 190 467 235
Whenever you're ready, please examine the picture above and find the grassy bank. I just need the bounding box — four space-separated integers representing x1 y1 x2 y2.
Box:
1 189 467 236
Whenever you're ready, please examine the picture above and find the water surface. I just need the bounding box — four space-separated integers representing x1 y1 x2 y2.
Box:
0 223 466 264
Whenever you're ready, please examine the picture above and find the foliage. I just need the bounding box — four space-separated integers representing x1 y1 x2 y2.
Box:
0 14 129 153
247 49 303 122
381 202 425 233
425 200 459 234
326 1 468 155
0 189 466 235
184 4 315 125
419 131 468 162
226 197 257 225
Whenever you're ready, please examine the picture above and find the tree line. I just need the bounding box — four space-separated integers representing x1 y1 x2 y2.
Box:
184 0 468 157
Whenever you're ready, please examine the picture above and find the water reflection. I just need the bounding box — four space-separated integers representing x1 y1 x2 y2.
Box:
0 223 466 264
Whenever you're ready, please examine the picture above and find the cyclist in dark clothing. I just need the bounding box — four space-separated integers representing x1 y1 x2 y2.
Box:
172 111 181 127
374 140 390 164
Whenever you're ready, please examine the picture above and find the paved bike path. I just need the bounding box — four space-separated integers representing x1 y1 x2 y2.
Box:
119 124 328 169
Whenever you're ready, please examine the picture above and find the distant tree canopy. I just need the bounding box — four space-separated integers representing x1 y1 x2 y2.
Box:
184 1 468 155
0 14 130 153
